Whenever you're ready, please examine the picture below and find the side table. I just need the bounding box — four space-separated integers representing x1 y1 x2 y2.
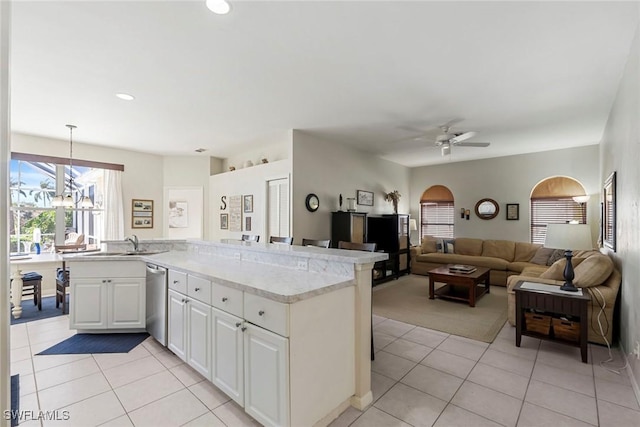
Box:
514 281 590 363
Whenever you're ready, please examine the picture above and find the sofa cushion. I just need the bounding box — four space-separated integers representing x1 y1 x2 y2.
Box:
420 253 509 270
421 239 438 254
514 242 542 262
454 238 483 256
442 238 455 253
573 255 614 288
540 257 586 281
507 261 539 273
547 249 566 266
482 240 516 261
530 247 554 265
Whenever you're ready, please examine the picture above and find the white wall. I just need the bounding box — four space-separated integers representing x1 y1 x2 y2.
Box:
221 130 292 172
600 15 640 392
291 131 410 243
12 133 165 239
209 159 291 241
163 155 211 238
409 145 600 243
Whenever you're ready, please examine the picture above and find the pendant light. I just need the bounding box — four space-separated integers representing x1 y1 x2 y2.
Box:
52 124 93 209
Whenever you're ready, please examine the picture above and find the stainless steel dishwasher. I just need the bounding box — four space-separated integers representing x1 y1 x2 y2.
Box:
146 263 168 346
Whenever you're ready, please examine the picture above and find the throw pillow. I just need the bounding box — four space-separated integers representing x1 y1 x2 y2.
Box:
442 238 455 254
530 247 554 265
421 239 437 253
540 257 586 281
546 249 566 266
573 255 614 288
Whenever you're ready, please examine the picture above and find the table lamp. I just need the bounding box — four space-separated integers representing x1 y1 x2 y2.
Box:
544 224 593 291
409 218 418 246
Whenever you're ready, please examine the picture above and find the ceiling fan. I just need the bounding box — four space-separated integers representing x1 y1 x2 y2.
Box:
434 125 490 156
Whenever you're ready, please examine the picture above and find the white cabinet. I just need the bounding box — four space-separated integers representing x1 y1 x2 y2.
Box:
168 273 212 379
168 289 187 360
244 323 289 427
69 260 146 331
71 279 107 329
211 307 244 405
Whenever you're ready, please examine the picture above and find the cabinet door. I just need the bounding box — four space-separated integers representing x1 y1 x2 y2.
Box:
211 307 244 406
187 298 211 379
244 324 289 427
108 278 145 329
168 289 187 361
70 278 107 329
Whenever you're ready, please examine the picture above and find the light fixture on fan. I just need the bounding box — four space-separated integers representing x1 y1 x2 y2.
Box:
52 125 93 209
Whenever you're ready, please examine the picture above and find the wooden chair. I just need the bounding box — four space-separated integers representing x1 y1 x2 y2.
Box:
337 240 378 361
302 238 331 248
241 234 260 242
10 272 43 311
269 236 294 245
338 241 377 252
56 261 69 314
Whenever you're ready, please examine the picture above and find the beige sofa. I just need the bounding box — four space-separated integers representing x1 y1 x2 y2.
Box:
410 237 543 286
506 251 621 345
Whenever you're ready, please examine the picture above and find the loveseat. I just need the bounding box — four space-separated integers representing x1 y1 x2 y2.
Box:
410 237 545 286
506 251 621 345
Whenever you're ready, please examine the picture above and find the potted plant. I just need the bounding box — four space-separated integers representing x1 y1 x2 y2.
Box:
384 190 401 214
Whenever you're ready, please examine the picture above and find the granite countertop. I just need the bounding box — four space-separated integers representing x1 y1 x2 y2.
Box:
64 249 368 303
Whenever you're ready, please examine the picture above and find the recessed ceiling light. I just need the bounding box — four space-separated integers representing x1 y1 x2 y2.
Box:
116 93 135 101
206 0 231 15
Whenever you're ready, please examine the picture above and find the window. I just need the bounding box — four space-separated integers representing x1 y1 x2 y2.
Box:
420 185 454 239
530 176 587 244
9 153 117 252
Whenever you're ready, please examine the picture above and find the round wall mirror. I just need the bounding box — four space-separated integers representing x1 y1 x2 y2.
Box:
305 193 319 212
475 198 499 220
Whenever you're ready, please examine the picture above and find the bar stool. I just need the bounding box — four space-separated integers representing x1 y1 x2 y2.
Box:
11 272 43 311
56 261 69 314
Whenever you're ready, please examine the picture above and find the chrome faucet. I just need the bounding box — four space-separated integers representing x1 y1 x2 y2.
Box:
125 235 139 252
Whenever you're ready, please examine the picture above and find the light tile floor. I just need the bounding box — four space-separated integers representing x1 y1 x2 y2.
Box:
9 313 640 426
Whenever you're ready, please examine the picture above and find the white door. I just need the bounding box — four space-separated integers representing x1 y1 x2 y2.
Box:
244 323 289 427
70 278 107 329
168 289 187 361
108 278 145 329
267 178 290 239
211 307 244 405
187 298 211 379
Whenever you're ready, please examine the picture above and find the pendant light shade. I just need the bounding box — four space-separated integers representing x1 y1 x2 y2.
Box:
52 124 94 209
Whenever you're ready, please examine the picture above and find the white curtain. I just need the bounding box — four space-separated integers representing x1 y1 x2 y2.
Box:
103 169 124 240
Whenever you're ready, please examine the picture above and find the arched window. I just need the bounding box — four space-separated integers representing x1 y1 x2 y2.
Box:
420 185 454 238
530 176 588 244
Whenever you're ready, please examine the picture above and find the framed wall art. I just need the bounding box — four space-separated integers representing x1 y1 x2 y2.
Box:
357 190 374 206
506 203 519 220
132 199 154 229
220 213 229 230
164 187 203 238
603 171 616 251
243 195 254 213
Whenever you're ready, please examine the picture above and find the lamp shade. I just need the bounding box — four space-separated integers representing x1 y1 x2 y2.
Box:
409 218 418 231
545 224 593 250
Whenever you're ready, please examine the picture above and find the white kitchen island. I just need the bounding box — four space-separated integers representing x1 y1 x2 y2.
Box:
65 239 387 427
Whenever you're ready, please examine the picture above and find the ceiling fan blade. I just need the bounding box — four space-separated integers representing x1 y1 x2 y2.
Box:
449 131 476 144
455 142 490 147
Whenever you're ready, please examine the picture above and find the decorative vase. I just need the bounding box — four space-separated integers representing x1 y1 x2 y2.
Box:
393 200 398 214
347 198 356 212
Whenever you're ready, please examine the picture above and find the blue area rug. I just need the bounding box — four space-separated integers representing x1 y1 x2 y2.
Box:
36 332 150 355
11 374 19 427
10 296 65 325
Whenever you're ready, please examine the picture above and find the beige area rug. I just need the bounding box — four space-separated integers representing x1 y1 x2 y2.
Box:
372 274 508 343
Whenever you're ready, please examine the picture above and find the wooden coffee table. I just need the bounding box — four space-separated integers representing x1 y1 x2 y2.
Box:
428 265 490 307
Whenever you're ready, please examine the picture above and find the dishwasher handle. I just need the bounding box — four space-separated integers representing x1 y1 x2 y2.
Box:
146 265 166 275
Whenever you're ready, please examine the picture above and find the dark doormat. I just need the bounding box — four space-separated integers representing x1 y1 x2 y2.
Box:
11 374 19 427
10 296 65 325
36 332 149 355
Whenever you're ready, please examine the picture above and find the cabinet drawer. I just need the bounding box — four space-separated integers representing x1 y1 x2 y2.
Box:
211 281 243 317
244 293 289 337
168 270 187 294
188 275 211 305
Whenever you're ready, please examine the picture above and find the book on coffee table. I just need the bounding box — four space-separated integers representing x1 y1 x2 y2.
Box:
448 264 477 274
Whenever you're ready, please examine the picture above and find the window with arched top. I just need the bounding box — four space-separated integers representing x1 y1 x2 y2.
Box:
530 176 588 244
420 185 454 238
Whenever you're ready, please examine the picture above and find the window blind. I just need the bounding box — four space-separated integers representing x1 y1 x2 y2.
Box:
420 201 454 238
530 198 586 244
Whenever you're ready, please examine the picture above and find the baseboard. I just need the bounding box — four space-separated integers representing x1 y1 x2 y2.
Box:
313 397 352 427
622 342 640 407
